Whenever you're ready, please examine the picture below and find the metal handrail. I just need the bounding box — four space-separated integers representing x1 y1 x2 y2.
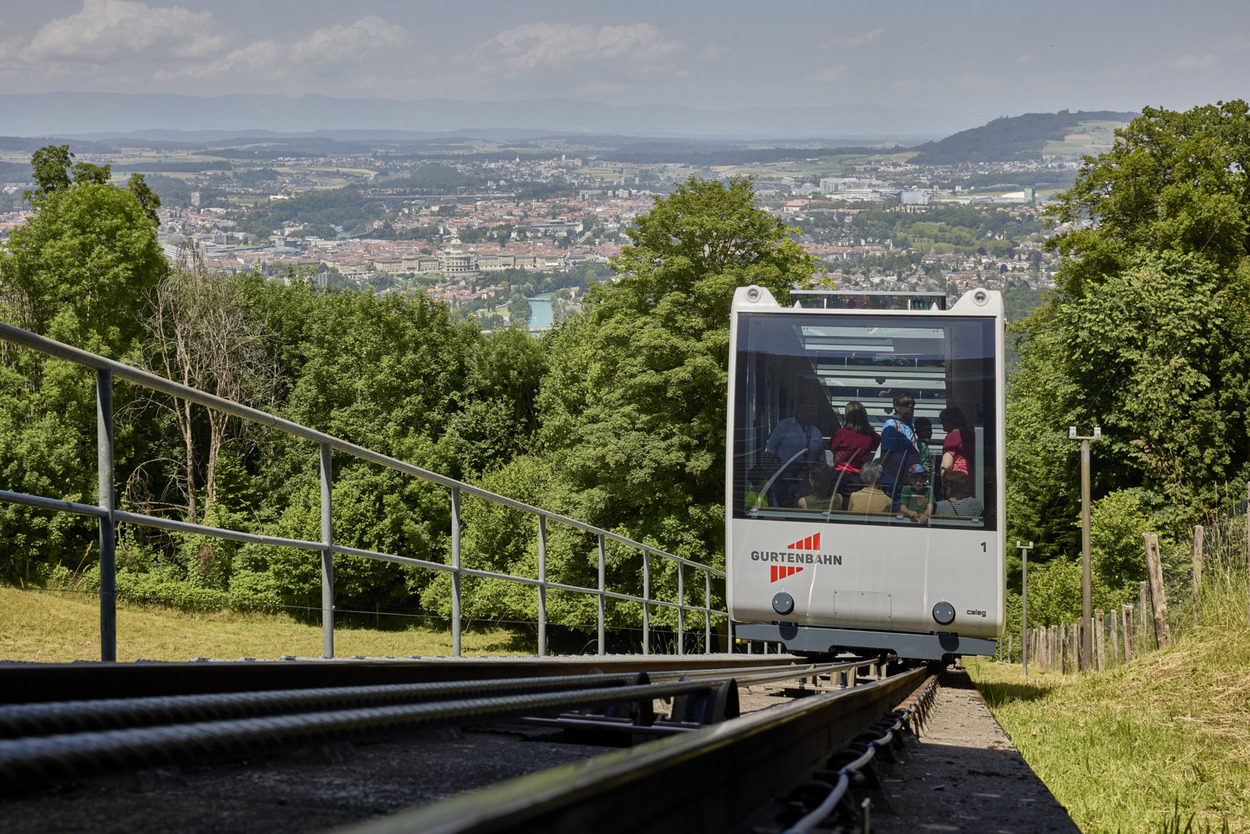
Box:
0 321 728 661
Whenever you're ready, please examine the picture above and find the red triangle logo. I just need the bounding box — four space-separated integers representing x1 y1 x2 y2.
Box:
786 532 820 550
770 565 805 583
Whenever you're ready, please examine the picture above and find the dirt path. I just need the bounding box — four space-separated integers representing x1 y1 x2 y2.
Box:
871 666 1080 833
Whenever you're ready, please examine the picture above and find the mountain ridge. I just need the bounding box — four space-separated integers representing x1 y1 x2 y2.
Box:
0 91 998 144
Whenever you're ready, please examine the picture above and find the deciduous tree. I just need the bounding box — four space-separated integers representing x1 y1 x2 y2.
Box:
539 176 813 573
1011 101 1250 553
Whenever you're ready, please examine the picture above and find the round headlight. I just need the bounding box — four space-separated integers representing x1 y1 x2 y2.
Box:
932 601 956 625
772 592 794 615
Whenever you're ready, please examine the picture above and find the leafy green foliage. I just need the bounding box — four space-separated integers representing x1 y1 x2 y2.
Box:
3 182 166 357
0 148 167 584
539 176 814 565
236 186 385 239
1010 102 1250 559
1045 101 1250 297
1020 555 1130 627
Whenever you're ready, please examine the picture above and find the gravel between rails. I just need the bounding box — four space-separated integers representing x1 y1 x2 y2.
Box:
870 666 1080 833
1 664 1079 833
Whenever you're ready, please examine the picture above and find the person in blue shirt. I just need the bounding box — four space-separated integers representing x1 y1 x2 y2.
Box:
764 401 824 507
878 390 921 511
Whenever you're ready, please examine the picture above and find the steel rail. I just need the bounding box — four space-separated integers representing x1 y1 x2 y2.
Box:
0 656 875 741
781 674 939 833
0 676 748 789
647 657 882 688
0 672 657 739
334 666 928 834
0 654 807 706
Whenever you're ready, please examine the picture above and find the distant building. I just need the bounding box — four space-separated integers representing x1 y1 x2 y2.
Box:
439 240 476 274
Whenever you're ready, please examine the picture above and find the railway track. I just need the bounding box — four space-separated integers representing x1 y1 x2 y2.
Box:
0 655 936 834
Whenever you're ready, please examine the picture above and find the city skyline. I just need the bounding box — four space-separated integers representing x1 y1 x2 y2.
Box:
1 1 1248 138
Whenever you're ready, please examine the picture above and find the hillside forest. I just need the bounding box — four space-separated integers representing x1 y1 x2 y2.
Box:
1 101 1249 645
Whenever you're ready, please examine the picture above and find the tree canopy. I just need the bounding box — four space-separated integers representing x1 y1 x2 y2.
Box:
539 176 814 562
1044 101 1250 297
1010 101 1250 562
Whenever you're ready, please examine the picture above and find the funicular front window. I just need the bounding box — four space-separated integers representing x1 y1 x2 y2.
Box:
733 311 997 530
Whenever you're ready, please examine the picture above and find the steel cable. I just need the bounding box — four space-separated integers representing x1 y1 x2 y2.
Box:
0 671 645 738
0 677 735 789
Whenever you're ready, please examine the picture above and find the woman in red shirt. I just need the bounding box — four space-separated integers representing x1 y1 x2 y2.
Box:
939 406 972 484
829 401 880 507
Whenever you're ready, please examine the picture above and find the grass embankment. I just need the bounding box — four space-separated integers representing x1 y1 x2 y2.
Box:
968 626 1250 833
0 587 524 663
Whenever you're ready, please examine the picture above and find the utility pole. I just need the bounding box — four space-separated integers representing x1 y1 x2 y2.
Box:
1069 426 1100 671
1018 540 1033 675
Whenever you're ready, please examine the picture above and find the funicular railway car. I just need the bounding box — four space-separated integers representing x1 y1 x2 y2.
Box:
726 286 1005 663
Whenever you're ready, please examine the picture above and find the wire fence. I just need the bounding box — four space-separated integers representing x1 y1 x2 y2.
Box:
1003 489 1250 673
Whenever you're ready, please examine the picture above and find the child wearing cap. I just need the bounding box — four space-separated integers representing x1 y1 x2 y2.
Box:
900 463 932 523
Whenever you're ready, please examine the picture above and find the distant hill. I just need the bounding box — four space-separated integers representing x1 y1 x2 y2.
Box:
907 110 1138 165
0 92 988 144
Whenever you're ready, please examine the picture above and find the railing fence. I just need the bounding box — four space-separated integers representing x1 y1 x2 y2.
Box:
0 321 729 661
1001 486 1250 673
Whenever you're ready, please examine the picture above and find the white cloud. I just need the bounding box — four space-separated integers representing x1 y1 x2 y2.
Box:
159 16 410 83
699 45 731 62
817 64 851 84
1175 53 1216 69
478 22 678 74
822 28 886 49
288 16 406 65
17 0 224 64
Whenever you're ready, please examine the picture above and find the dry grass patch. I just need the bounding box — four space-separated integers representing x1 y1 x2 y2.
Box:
0 587 524 663
968 624 1250 833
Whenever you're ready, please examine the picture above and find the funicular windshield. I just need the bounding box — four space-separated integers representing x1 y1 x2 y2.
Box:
732 310 998 530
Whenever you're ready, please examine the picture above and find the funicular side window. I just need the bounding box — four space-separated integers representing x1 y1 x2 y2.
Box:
733 311 997 530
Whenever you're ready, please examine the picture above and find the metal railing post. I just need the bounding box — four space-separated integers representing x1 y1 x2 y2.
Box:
704 571 713 654
537 515 547 657
642 549 651 655
96 369 117 663
676 563 685 656
597 534 606 655
0 323 732 665
320 442 334 659
450 487 462 657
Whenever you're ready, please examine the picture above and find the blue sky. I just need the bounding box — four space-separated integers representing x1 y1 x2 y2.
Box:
1 0 1247 122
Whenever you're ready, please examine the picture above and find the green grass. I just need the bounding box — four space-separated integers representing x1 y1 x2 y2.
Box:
968 623 1250 833
0 586 525 663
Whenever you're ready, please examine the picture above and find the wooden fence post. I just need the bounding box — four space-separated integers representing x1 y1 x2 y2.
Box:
1192 524 1203 627
1109 607 1118 667
1143 532 1170 649
1121 604 1134 663
1060 623 1071 674
1094 609 1105 671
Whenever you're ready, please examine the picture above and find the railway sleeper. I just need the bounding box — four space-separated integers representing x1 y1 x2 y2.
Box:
733 686 930 834
517 676 740 746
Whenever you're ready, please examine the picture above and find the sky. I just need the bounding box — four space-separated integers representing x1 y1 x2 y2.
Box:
1 0 1248 131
